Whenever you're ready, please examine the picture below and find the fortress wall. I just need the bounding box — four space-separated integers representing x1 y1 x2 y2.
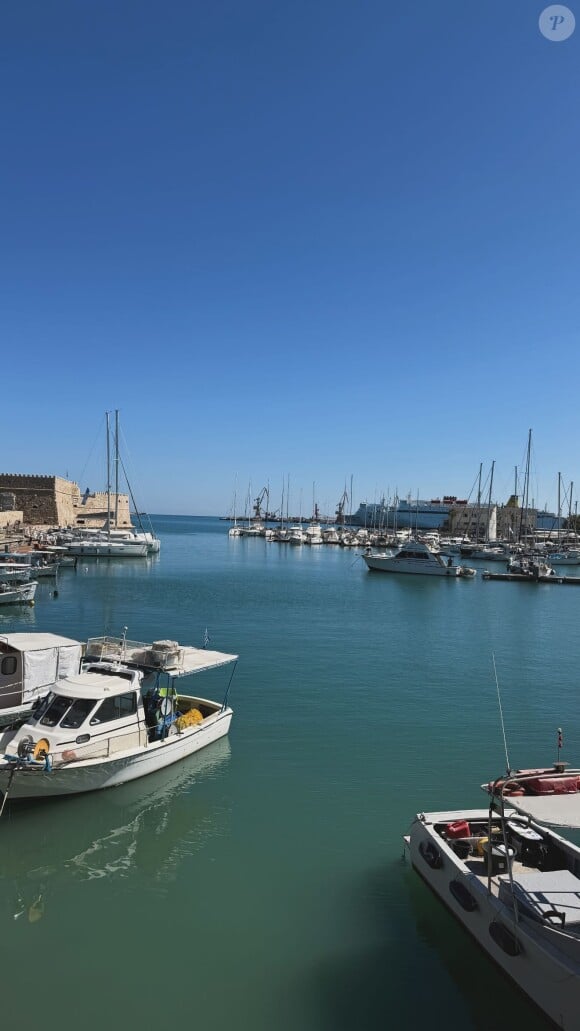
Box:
0 475 132 528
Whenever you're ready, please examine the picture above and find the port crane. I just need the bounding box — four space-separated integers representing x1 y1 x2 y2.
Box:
335 488 350 525
253 486 270 522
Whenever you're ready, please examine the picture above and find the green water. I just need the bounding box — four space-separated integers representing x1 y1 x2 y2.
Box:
2 516 576 1029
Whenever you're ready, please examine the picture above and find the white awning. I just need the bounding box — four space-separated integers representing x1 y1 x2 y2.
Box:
503 794 580 829
170 647 238 677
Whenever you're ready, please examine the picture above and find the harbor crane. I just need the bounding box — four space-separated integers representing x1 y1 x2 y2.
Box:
253 486 270 522
335 488 349 525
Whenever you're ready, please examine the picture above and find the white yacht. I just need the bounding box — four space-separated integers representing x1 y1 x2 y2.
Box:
304 523 324 545
406 766 580 1029
288 525 306 545
363 539 475 577
0 635 238 800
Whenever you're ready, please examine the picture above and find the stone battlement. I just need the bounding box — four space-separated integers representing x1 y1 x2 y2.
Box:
0 474 132 528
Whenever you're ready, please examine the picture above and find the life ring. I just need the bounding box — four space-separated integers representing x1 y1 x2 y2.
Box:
33 738 50 761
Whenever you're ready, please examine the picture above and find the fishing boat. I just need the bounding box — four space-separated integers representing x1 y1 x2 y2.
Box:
0 634 237 800
405 761 580 1030
0 581 38 606
0 633 83 727
363 539 476 578
405 707 580 1030
0 564 38 606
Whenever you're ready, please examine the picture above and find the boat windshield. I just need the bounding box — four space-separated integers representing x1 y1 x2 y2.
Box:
36 693 98 729
61 697 98 729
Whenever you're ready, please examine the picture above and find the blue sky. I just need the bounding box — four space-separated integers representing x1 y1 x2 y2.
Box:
1 1 579 516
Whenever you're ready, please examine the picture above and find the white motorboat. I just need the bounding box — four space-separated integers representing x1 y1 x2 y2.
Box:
1 552 60 577
545 550 580 566
406 770 580 1030
304 523 323 545
0 633 83 727
363 539 476 577
288 525 306 545
0 635 238 800
0 567 38 606
507 555 556 579
0 562 34 583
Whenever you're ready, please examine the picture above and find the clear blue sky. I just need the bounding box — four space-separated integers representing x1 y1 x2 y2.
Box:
2 1 579 515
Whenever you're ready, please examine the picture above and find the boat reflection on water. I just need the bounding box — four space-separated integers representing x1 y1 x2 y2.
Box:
0 737 231 923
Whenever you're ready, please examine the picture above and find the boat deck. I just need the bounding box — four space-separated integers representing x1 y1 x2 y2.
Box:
465 854 531 886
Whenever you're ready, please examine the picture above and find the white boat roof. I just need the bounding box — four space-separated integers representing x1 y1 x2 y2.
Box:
160 647 238 675
84 637 238 676
0 632 81 651
503 794 580 829
55 669 140 699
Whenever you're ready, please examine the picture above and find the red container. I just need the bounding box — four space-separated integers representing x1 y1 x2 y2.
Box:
446 820 471 839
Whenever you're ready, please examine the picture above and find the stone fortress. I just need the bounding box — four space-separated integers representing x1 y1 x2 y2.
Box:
0 474 131 530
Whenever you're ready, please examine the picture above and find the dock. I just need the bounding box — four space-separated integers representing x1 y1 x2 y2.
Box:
482 572 580 584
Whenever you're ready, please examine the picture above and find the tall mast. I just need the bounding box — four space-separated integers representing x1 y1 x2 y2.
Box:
518 429 532 543
476 462 483 543
487 460 495 541
557 472 561 544
106 410 111 538
115 409 120 529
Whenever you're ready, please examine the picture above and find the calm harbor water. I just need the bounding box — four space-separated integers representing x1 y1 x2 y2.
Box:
2 515 579 1030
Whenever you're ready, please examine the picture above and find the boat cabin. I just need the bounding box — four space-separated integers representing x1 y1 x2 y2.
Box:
0 633 82 725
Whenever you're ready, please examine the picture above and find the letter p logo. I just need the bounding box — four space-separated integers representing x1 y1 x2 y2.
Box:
539 5 576 40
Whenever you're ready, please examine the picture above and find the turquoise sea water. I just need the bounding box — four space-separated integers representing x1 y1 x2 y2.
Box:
2 515 578 1030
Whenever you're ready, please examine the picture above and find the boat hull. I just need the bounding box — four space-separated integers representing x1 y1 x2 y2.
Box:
0 708 232 799
409 813 580 1029
0 582 37 605
66 542 148 557
363 555 461 576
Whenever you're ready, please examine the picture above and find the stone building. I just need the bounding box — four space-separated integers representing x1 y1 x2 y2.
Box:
0 475 132 528
445 498 536 540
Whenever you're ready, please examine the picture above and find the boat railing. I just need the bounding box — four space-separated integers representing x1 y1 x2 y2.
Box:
85 636 185 671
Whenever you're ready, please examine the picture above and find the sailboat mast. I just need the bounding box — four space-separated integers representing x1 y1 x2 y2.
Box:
476 462 483 543
115 409 120 529
487 460 495 541
106 411 111 539
558 472 561 545
518 429 532 543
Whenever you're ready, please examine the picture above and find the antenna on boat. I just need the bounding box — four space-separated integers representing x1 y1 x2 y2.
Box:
492 653 511 775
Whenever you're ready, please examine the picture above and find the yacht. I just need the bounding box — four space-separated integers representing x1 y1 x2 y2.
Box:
363 539 476 578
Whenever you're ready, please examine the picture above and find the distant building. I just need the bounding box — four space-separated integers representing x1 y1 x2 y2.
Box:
351 493 562 539
0 474 132 528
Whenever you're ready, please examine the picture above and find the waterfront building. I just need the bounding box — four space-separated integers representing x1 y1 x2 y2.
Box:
0 474 132 529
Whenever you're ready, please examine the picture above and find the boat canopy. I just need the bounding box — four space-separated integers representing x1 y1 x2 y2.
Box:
0 634 83 704
167 647 238 676
84 637 238 677
502 794 580 829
